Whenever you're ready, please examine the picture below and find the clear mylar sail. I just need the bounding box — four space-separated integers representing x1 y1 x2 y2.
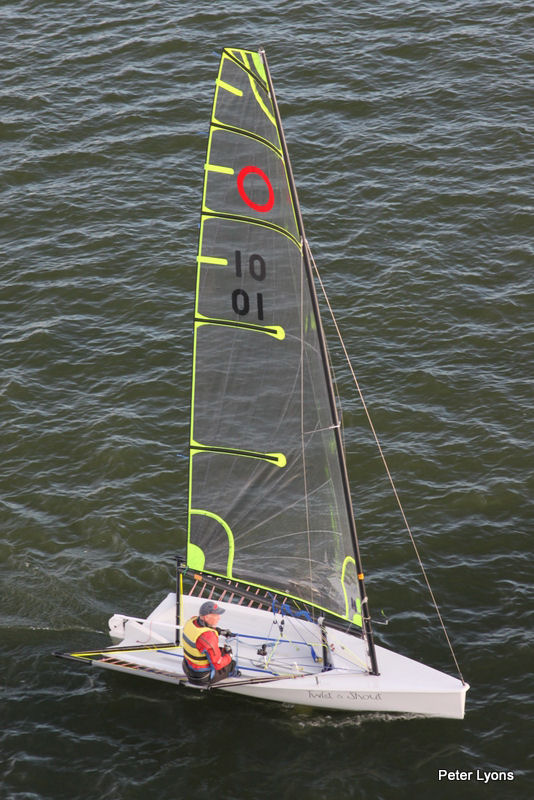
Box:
188 48 366 630
55 48 469 719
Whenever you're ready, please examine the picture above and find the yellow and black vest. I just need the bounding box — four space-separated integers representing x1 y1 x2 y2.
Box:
182 617 215 669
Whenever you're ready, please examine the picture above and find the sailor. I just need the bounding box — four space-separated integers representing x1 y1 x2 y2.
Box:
182 600 239 684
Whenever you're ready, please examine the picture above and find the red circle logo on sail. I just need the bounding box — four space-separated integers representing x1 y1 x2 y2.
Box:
236 166 275 212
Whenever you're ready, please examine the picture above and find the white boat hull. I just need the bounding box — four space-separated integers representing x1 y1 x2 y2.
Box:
102 593 468 719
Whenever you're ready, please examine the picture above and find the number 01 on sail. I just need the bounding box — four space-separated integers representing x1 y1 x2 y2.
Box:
57 48 469 719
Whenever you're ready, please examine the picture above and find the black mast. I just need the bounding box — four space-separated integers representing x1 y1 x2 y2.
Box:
260 49 379 676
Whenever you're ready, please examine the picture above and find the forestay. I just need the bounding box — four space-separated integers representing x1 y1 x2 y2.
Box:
188 48 362 625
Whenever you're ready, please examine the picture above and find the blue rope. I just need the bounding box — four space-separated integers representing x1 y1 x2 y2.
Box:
268 594 313 622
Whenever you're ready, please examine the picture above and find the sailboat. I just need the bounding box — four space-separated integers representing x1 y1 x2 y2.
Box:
57 48 469 719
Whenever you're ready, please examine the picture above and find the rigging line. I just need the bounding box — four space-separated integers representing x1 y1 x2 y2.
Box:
232 630 317 647
299 238 314 594
254 623 321 671
325 326 347 449
305 240 466 684
265 637 281 669
301 422 341 436
281 613 369 672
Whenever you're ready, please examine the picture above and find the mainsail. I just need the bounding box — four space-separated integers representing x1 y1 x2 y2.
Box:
188 48 369 637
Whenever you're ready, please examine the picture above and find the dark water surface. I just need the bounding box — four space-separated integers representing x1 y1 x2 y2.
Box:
2 1 533 798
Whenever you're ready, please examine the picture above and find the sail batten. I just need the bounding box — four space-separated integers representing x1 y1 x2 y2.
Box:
187 48 367 636
210 121 283 156
200 212 301 247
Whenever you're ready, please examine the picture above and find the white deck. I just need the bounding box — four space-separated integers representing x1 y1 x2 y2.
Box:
104 593 468 719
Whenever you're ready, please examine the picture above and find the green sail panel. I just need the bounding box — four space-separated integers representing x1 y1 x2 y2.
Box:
188 48 361 624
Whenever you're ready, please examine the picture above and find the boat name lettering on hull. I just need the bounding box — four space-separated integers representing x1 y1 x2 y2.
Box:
307 690 382 701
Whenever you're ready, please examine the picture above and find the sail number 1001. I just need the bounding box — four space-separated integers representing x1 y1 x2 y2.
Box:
232 249 266 321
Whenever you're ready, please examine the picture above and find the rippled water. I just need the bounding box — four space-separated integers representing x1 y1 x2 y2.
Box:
3 1 533 798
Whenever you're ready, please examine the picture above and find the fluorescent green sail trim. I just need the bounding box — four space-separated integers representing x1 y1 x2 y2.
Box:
206 124 282 164
201 210 301 251
211 120 283 159
211 53 280 155
187 542 206 571
242 51 276 126
196 255 228 266
216 78 243 96
195 314 285 341
250 51 268 84
198 213 302 258
341 556 363 626
190 439 287 468
189 509 235 578
224 48 268 89
205 163 235 175
225 48 246 65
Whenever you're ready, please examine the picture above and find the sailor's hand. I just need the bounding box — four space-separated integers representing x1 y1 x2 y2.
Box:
222 644 232 655
217 628 234 638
